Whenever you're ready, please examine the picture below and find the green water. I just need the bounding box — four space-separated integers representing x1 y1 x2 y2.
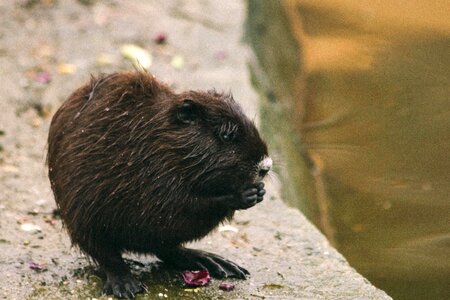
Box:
247 1 450 299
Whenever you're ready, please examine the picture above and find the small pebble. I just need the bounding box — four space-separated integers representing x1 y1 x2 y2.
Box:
35 199 47 206
27 209 39 216
218 225 238 233
31 117 42 128
20 223 42 233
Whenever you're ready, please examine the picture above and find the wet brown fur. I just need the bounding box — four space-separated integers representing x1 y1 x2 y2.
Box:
47 71 268 269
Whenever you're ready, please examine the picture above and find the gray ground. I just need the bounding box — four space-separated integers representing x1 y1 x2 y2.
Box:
0 1 390 299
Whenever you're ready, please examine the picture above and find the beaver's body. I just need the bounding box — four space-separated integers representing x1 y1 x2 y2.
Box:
47 71 271 298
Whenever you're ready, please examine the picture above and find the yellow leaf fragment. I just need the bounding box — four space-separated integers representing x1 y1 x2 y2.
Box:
120 44 152 69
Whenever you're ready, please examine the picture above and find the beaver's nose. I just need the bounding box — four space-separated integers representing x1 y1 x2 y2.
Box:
258 156 272 178
259 168 269 177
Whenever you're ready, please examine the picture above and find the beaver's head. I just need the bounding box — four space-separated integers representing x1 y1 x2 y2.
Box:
167 90 271 196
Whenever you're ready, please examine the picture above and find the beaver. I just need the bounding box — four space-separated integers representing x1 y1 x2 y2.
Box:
47 71 272 298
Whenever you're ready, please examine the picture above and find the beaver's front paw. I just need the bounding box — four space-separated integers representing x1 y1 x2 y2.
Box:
232 182 265 210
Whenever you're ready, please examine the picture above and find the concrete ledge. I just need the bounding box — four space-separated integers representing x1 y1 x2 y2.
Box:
0 1 390 299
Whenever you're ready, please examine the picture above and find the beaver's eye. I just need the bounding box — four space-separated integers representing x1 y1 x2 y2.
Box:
219 122 238 142
221 132 233 142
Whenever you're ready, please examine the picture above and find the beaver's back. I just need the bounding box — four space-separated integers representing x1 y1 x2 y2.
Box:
47 72 180 249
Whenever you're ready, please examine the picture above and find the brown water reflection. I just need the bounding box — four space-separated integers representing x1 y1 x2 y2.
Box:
280 1 450 299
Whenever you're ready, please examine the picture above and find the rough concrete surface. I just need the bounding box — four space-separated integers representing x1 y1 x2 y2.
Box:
0 1 390 299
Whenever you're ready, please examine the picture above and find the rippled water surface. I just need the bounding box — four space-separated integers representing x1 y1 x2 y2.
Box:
248 1 450 299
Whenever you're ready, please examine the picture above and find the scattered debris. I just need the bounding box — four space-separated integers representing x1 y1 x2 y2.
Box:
171 55 184 69
239 232 249 242
154 32 167 44
0 164 19 174
214 50 228 60
183 288 200 293
120 44 152 69
27 209 39 216
219 282 235 291
29 261 48 272
20 223 42 233
235 220 250 226
35 199 47 206
250 293 266 298
274 231 283 240
43 215 58 226
263 283 284 289
181 270 211 287
218 224 239 233
96 53 115 66
30 117 42 128
29 101 52 118
35 71 52 84
57 63 77 75
32 43 55 59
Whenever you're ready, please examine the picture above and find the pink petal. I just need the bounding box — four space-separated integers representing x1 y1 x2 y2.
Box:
214 51 228 60
181 270 211 287
154 32 167 44
29 261 47 271
219 282 235 291
36 72 52 84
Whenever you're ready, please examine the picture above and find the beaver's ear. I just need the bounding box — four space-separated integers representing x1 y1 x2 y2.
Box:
177 99 200 125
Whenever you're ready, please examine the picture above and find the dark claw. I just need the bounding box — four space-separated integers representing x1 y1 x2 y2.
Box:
202 256 227 278
103 274 145 299
159 248 249 280
197 251 248 279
